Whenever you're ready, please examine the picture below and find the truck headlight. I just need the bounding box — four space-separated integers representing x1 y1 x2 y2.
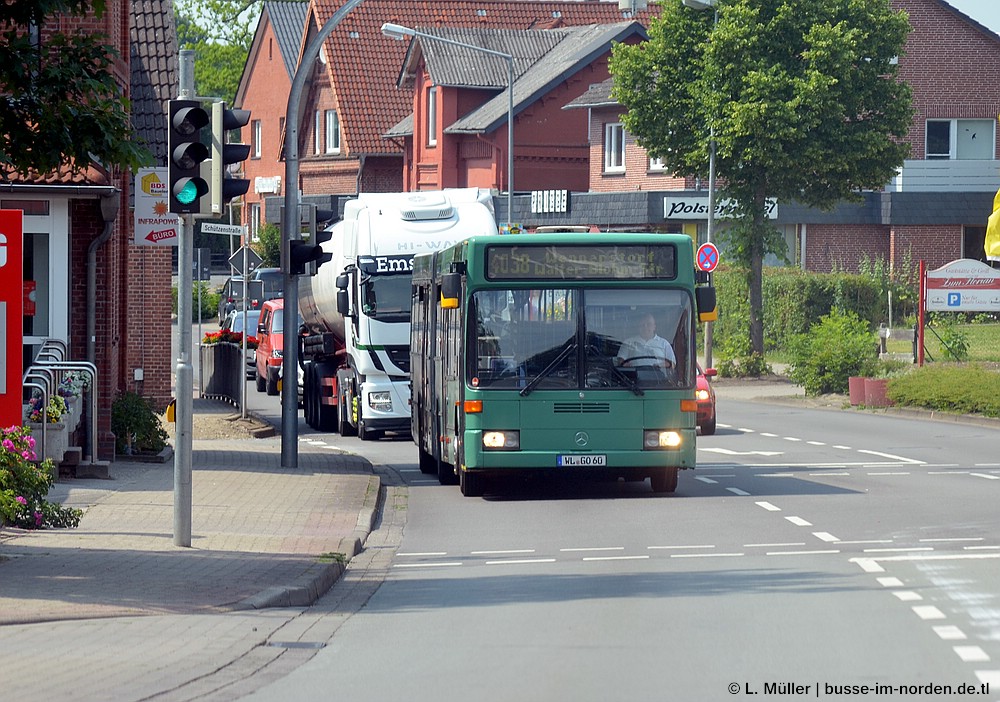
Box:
368 391 392 412
643 430 682 449
483 430 519 450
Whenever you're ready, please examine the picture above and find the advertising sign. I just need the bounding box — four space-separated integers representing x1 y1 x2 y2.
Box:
134 167 181 246
663 196 778 220
925 258 1000 312
0 209 24 426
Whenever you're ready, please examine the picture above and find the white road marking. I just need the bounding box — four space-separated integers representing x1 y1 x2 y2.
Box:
766 549 841 556
920 537 983 543
974 463 1000 467
932 625 966 640
486 558 557 565
877 577 904 587
670 552 745 558
866 471 910 476
812 532 840 542
785 516 812 526
745 542 805 548
970 472 1000 480
756 501 781 511
954 646 990 662
392 562 463 568
695 476 718 484
912 605 946 620
863 547 934 553
560 547 624 552
858 449 924 464
783 436 802 442
892 591 923 602
760 432 779 438
833 445 852 450
852 558 885 573
838 540 893 545
964 545 1000 551
759 473 797 477
397 468 421 473
726 487 751 496
701 448 784 456
975 671 1000 687
647 544 715 550
807 441 826 446
809 472 851 476
583 555 650 562
471 549 536 555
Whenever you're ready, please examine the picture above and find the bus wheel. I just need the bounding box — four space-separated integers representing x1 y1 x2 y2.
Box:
650 467 678 494
460 468 484 497
438 458 458 486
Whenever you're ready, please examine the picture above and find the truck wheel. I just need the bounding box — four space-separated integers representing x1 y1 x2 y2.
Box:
303 365 315 428
337 382 356 437
317 400 337 432
255 370 266 393
265 368 279 396
314 363 338 432
650 467 679 494
418 447 437 474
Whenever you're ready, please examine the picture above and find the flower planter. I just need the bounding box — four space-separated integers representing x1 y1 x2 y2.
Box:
848 376 866 406
863 378 894 408
27 421 67 478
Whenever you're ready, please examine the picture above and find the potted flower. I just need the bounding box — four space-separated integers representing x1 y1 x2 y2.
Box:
24 395 70 466
0 425 82 529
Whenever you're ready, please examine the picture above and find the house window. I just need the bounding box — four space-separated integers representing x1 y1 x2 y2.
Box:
250 202 261 240
314 111 322 154
649 156 666 171
604 123 625 172
251 120 261 158
926 119 994 160
325 110 340 154
426 86 438 147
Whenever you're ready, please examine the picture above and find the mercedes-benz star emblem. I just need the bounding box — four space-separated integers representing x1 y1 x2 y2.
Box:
574 432 589 447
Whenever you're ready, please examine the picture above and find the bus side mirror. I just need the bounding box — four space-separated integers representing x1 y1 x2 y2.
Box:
696 286 717 323
440 272 461 309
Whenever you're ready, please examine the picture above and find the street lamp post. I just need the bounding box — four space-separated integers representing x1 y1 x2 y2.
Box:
682 0 718 368
381 22 514 225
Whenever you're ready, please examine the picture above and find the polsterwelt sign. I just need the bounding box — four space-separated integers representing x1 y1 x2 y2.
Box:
663 196 777 220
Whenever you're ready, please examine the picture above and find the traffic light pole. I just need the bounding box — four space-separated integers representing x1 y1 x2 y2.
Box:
174 50 195 547
280 0 364 469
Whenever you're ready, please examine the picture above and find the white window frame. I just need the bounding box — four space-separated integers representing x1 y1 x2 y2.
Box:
649 156 666 171
325 110 340 154
926 118 995 160
426 86 438 147
314 110 322 154
604 122 625 173
252 120 261 158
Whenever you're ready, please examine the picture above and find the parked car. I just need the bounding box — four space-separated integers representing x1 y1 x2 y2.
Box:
217 268 282 324
254 299 302 396
696 365 718 435
221 308 262 379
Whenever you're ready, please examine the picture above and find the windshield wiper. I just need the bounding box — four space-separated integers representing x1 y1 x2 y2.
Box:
520 342 577 397
605 361 644 396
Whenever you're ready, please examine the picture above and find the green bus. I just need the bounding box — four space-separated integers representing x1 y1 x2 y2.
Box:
410 232 717 497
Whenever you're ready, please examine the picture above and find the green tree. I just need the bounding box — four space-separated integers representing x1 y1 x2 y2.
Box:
0 0 151 178
175 0 263 104
254 223 282 267
611 0 913 361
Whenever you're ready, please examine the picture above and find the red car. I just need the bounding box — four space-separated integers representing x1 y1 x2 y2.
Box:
696 365 717 435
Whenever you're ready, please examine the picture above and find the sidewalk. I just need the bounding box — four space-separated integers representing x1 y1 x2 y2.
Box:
0 399 379 626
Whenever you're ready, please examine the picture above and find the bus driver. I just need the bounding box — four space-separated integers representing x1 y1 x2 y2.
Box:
614 312 676 368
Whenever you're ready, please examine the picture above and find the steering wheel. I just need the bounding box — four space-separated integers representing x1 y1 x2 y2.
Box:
620 355 673 368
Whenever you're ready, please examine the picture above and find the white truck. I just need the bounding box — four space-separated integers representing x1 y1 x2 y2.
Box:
298 189 498 439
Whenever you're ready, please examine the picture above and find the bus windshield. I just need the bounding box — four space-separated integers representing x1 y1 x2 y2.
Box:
470 288 693 391
361 274 412 323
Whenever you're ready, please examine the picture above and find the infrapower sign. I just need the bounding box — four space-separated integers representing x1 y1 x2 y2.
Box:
134 167 181 246
925 258 1000 312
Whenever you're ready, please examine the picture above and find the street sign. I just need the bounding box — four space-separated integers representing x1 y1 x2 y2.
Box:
697 242 720 273
202 222 245 236
229 246 263 276
133 168 180 246
192 248 212 281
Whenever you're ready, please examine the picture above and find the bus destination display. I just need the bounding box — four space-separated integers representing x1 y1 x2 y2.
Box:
486 245 676 280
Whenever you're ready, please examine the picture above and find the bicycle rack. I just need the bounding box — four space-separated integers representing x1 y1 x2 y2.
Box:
29 359 98 464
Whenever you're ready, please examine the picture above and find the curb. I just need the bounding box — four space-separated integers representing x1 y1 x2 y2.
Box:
233 474 383 611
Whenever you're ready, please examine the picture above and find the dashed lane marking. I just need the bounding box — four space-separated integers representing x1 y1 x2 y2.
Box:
755 501 781 511
812 532 840 542
785 516 812 526
766 549 841 556
913 605 947 620
726 487 751 496
954 646 990 663
933 625 967 640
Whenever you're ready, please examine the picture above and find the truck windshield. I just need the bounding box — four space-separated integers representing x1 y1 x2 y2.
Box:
361 274 411 323
470 287 693 391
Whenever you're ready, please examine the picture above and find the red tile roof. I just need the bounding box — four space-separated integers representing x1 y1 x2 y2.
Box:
1 161 112 186
312 0 660 155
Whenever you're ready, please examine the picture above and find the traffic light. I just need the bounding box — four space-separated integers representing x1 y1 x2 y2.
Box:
306 206 337 276
167 99 211 214
210 102 251 215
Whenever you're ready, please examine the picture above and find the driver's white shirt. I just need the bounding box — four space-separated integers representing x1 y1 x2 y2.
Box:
617 334 676 366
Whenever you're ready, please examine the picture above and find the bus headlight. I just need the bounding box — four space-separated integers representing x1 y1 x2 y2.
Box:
643 430 682 449
483 430 519 450
368 392 392 412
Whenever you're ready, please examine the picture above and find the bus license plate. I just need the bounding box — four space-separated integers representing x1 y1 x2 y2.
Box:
559 454 606 467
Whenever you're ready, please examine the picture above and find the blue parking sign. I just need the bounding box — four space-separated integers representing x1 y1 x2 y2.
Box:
947 292 961 307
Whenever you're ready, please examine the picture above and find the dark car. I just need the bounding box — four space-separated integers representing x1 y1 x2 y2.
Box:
221 308 262 378
696 365 717 435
